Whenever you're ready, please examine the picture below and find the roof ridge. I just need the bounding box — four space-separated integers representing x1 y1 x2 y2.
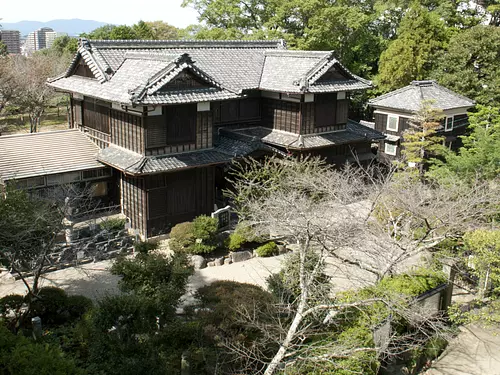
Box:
0 129 77 140
430 81 475 104
264 50 328 57
368 85 413 104
85 38 283 49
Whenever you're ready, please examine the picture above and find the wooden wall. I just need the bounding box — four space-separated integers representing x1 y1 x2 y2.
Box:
121 174 147 237
145 109 212 156
262 98 301 133
304 142 374 165
301 101 347 134
110 109 144 154
374 112 410 135
145 167 215 237
262 95 349 135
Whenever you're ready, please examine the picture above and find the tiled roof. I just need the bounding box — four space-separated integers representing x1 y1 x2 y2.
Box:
0 130 105 182
259 50 371 93
97 136 263 175
48 39 371 104
369 80 475 112
221 120 384 150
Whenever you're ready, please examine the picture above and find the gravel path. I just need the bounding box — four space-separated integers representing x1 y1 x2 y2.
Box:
424 324 500 375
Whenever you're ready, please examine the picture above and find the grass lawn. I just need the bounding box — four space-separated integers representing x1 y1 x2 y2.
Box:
0 106 69 134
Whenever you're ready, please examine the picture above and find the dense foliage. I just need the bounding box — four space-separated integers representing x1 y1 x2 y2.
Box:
169 215 219 254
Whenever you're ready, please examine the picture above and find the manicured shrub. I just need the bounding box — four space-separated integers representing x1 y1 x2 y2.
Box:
170 216 219 254
227 222 266 251
227 232 246 251
0 294 24 320
66 295 93 320
99 217 127 232
255 241 278 257
169 222 195 253
133 240 158 254
31 287 69 325
192 215 219 254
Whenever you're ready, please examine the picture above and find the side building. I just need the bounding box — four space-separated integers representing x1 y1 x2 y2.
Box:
0 130 117 207
43 39 383 238
368 80 475 161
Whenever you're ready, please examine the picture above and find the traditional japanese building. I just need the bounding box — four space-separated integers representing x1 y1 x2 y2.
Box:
44 39 383 238
368 80 475 160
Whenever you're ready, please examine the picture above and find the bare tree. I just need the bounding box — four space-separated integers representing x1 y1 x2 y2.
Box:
0 56 17 134
10 53 67 133
0 182 106 327
224 156 499 374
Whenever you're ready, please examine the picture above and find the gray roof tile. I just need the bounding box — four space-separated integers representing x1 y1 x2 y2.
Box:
221 120 384 150
369 80 475 112
0 130 105 182
97 136 261 175
49 39 371 104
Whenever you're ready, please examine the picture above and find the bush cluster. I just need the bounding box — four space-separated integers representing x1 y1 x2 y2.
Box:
255 241 278 257
169 215 219 254
99 217 127 232
227 221 266 251
0 287 93 328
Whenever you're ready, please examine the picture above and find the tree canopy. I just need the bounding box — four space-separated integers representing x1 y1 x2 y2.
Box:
377 4 449 91
432 25 500 106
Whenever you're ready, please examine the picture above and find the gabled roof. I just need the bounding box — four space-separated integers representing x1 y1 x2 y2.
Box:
0 130 105 182
369 80 475 112
48 39 371 105
259 50 371 93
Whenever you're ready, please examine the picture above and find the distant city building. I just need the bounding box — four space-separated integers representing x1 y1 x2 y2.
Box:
45 31 68 49
0 30 21 54
25 27 54 54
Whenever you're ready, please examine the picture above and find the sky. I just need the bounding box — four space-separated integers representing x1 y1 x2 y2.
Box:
1 0 200 28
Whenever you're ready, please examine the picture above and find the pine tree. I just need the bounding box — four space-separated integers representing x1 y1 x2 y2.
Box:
401 100 445 179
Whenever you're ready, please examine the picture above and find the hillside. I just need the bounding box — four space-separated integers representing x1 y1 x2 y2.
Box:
1 19 111 36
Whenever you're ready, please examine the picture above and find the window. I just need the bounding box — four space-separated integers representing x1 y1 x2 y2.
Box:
445 116 453 131
15 176 45 189
166 104 197 145
387 115 398 131
90 181 108 197
46 172 81 186
384 142 397 156
82 168 112 180
315 93 337 128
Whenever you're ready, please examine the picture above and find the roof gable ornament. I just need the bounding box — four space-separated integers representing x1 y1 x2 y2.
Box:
128 53 235 104
292 51 371 92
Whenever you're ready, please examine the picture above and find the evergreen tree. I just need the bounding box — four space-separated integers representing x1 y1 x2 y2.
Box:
377 4 449 91
401 100 446 178
432 25 500 106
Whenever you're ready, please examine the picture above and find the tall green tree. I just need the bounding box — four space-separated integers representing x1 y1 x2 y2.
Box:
377 4 449 91
144 21 179 39
429 105 500 182
50 35 78 56
432 25 500 106
80 24 116 39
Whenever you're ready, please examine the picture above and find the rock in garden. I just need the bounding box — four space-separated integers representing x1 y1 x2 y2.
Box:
207 261 216 267
191 255 207 270
224 258 232 265
231 250 253 263
214 257 224 266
